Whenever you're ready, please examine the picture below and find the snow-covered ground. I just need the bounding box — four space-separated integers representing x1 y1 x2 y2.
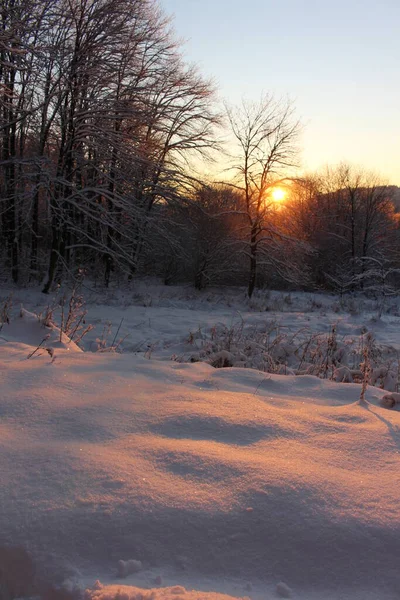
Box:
1 282 400 600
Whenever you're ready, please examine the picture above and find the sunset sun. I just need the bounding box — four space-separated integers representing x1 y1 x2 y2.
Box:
271 187 287 202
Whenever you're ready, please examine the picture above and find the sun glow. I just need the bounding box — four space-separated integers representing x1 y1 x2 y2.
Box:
271 187 287 202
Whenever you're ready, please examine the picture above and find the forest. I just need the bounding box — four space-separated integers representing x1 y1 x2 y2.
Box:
1 0 399 297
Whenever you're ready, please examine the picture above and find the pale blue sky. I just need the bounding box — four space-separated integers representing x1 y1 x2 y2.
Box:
161 0 399 183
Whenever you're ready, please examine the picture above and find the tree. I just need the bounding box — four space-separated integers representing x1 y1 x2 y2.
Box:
290 165 398 291
182 183 241 290
226 95 302 297
0 0 55 282
0 0 220 289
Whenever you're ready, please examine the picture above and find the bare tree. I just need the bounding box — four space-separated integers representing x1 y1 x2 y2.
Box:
34 0 220 291
286 165 399 292
182 184 241 289
0 0 53 282
226 95 301 296
125 58 221 280
0 0 222 289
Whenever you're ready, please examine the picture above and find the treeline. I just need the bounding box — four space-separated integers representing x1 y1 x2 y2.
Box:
1 0 399 297
147 169 400 297
0 0 219 291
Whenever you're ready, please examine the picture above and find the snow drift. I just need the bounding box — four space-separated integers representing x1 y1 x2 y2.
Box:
0 330 400 599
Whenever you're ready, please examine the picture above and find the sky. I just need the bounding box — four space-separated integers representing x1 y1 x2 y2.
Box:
161 0 399 184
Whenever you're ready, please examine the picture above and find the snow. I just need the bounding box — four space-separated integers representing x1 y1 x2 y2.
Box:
1 283 400 600
0 308 82 353
85 583 249 600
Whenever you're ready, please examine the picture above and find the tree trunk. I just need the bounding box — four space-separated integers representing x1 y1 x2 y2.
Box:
247 227 257 298
42 212 61 294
